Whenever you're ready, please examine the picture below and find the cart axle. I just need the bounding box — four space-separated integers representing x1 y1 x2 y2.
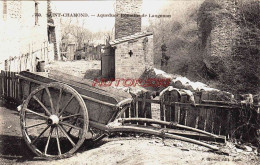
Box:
47 115 59 125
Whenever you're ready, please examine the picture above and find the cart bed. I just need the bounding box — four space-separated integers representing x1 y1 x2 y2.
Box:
18 71 131 124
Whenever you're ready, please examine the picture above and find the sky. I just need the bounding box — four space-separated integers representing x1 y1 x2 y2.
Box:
52 0 171 33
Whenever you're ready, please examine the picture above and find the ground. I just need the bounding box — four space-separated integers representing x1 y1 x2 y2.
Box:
0 99 259 165
45 60 101 80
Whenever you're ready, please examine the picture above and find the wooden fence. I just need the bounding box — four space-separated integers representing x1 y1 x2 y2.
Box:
3 42 54 72
122 90 259 140
0 70 258 140
0 71 21 103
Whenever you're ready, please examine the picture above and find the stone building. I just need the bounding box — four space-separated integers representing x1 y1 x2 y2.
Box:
101 0 154 79
110 32 154 79
0 0 59 72
115 0 142 39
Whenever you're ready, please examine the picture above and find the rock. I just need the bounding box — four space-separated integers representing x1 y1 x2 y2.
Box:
236 148 243 153
244 146 253 152
173 143 183 147
235 144 253 152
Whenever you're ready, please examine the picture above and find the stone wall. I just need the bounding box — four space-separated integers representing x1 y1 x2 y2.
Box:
115 0 142 39
115 35 153 79
198 0 260 94
199 0 240 58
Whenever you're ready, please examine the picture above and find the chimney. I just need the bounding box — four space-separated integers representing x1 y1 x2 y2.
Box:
115 0 142 39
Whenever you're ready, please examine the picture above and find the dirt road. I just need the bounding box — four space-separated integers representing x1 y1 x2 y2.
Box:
0 100 259 165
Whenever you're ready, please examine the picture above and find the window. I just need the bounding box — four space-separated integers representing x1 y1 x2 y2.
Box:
3 0 7 20
129 50 133 57
35 2 39 25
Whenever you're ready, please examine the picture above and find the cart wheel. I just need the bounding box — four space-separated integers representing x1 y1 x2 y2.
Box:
20 82 88 159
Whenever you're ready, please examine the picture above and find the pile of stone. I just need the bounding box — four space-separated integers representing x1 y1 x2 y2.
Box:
142 68 235 102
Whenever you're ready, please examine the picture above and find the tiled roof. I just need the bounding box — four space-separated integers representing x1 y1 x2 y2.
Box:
109 31 153 46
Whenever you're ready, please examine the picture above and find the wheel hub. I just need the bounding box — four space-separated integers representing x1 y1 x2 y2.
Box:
47 115 59 125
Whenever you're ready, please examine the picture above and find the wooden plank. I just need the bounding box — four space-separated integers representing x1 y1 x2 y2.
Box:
9 71 12 98
178 105 184 125
142 93 146 118
186 105 197 128
7 71 9 97
203 108 208 131
197 107 205 131
0 71 2 96
4 71 6 97
219 108 230 136
226 109 231 138
184 108 187 126
195 109 199 129
5 71 7 97
11 72 14 98
174 103 180 123
14 72 17 99
128 106 131 118
205 107 212 133
163 103 166 128
12 72 15 98
135 98 238 109
209 108 216 133
145 92 152 119
131 97 136 118
166 129 226 143
18 74 22 102
10 72 12 98
213 108 222 135
136 97 139 125
124 106 129 118
1 71 3 96
136 98 161 104
160 96 164 121
15 73 18 100
13 72 15 99
165 92 171 122
202 100 239 106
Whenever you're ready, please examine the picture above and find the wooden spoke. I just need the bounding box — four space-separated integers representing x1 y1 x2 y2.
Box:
25 122 46 129
25 108 49 119
32 125 50 144
32 95 51 116
58 125 76 146
56 88 63 114
59 121 82 131
67 106 81 135
20 82 88 158
45 87 55 114
44 127 54 155
60 114 81 120
58 95 74 117
56 127 62 155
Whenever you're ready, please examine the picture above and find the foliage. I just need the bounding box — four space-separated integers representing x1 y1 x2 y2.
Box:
201 0 260 94
147 1 206 82
60 18 112 51
149 0 260 94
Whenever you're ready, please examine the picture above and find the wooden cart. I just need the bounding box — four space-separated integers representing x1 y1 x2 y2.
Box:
17 71 221 159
